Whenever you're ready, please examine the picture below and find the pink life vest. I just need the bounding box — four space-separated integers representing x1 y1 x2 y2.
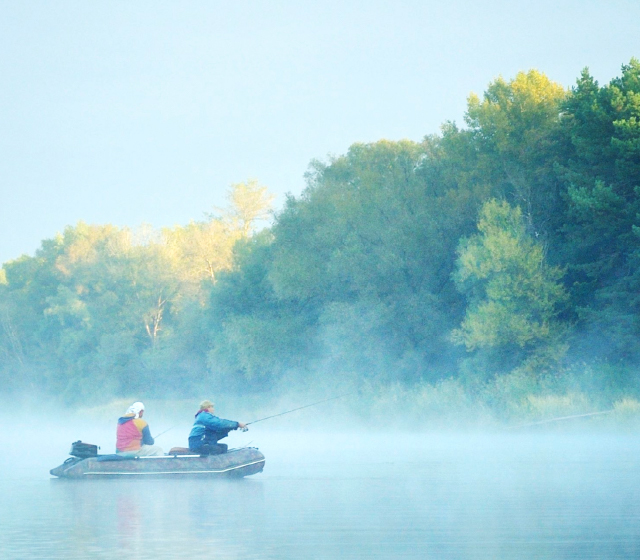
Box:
116 418 144 451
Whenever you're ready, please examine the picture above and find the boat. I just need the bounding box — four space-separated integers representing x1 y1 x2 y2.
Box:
50 446 265 479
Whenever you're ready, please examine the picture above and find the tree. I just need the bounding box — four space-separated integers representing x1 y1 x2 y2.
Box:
465 70 567 239
204 232 314 391
219 179 275 237
164 180 275 287
453 200 568 370
557 59 640 362
163 218 239 287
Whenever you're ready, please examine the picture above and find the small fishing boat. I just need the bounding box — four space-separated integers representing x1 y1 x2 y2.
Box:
50 446 265 479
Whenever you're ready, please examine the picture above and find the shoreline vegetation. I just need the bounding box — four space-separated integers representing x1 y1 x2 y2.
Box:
2 59 640 428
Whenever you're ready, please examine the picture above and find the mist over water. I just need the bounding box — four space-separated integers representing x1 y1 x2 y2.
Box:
1 409 639 559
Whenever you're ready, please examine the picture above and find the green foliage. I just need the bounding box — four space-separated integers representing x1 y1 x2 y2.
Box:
0 179 273 402
221 179 275 237
355 379 494 429
612 398 640 429
556 59 640 364
466 70 566 156
453 200 568 368
163 179 274 287
465 70 567 239
265 139 486 383
202 232 315 391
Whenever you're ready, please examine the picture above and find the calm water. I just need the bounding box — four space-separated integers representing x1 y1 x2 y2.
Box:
1 430 639 559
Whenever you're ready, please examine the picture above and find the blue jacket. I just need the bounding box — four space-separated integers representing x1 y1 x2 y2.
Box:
188 411 238 445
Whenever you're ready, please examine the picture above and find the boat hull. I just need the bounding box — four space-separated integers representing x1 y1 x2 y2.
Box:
50 447 265 479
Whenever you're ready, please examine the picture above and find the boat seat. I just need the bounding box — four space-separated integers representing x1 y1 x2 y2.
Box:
168 447 192 455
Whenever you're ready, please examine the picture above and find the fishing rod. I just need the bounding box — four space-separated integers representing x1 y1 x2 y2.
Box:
155 392 354 436
154 426 175 439
507 409 613 430
246 392 354 426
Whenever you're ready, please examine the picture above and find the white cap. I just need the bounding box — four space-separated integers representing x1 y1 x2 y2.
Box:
126 402 145 418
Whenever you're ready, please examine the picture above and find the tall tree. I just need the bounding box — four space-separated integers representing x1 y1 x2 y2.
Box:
453 199 568 372
220 179 275 237
164 179 275 287
556 60 640 362
465 70 567 240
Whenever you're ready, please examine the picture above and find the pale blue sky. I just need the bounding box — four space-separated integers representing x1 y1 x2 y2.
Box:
1 0 638 264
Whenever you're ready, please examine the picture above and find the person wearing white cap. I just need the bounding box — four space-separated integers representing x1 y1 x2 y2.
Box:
116 401 164 456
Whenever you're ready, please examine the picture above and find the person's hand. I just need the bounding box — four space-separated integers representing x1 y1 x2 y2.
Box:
237 422 248 431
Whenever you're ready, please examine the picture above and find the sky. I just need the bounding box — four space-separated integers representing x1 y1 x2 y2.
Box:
0 0 638 265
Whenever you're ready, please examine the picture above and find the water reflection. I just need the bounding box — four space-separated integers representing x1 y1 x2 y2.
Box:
46 478 265 558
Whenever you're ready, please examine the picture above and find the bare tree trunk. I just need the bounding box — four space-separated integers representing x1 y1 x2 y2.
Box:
145 295 166 347
205 258 216 282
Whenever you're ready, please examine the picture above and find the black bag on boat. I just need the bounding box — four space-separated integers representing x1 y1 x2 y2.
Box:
70 440 99 458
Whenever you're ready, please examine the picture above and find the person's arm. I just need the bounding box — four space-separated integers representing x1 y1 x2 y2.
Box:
140 422 155 445
200 414 240 431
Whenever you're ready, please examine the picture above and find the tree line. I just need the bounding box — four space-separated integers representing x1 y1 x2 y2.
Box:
2 59 640 412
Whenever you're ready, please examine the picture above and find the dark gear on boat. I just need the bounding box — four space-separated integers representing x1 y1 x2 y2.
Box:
70 440 99 458
194 442 228 455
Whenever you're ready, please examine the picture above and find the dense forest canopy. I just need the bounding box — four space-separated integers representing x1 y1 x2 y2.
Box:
2 60 640 421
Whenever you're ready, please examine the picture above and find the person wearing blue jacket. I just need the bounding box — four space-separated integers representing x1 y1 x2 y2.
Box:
188 400 247 455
